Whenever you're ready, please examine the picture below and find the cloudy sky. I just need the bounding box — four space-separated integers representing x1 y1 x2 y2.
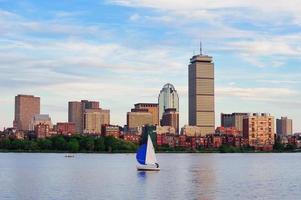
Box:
0 0 301 132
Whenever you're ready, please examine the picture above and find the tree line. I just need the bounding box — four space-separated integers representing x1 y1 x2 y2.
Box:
0 135 138 153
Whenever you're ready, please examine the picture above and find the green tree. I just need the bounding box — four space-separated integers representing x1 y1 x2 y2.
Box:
0 139 11 149
95 137 105 152
52 136 67 151
37 139 52 150
67 139 80 152
80 136 95 151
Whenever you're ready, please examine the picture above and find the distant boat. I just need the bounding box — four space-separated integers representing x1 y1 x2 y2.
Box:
65 154 75 158
136 135 160 171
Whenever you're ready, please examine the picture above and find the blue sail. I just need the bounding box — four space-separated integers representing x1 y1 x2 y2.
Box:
136 144 147 165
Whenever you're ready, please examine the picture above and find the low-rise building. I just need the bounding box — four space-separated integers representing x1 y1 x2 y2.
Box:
102 125 120 138
34 123 50 139
56 122 76 136
181 125 203 136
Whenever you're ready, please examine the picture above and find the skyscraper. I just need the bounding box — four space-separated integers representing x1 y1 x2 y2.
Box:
161 108 179 134
276 117 293 136
188 51 215 135
68 100 110 134
158 83 179 124
135 103 159 125
14 94 40 130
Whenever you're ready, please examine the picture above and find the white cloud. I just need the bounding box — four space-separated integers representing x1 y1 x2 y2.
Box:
217 86 299 101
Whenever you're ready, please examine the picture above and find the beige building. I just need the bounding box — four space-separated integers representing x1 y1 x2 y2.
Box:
68 100 110 134
100 109 110 126
30 114 52 130
14 94 40 131
276 117 293 136
83 109 102 134
188 53 215 135
243 113 275 148
134 103 159 125
181 125 203 137
127 109 153 129
156 126 176 135
221 113 249 133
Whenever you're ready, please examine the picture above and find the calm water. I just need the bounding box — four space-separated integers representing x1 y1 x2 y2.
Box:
0 153 300 200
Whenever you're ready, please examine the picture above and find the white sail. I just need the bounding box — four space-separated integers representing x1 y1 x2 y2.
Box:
145 135 157 165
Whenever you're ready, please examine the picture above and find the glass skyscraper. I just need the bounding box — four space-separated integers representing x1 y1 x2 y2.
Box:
158 83 179 124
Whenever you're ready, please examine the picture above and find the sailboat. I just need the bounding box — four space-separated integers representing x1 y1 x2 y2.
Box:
136 135 160 171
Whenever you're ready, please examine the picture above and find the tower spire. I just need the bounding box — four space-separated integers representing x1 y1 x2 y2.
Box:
200 41 202 55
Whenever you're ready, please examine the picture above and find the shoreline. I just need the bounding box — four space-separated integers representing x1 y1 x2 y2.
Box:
0 150 300 154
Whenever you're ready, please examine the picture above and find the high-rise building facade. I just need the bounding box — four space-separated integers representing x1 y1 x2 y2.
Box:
83 109 102 134
14 94 40 130
68 100 110 134
243 113 275 149
221 113 249 133
188 53 215 135
127 109 153 129
161 108 179 134
135 103 159 125
158 83 179 124
68 101 84 133
276 117 293 136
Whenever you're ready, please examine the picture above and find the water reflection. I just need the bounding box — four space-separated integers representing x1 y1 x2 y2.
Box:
1 153 301 200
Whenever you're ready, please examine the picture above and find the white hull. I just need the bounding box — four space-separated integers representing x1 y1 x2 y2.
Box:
137 165 160 171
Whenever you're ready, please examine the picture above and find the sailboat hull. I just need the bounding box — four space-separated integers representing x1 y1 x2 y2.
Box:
137 165 160 171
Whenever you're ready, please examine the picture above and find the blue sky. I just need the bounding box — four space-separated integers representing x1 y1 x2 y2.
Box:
0 0 301 131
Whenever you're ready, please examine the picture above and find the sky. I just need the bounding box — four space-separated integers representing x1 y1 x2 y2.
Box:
0 0 301 132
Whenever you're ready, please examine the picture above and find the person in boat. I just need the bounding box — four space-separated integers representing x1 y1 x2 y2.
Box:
155 163 159 168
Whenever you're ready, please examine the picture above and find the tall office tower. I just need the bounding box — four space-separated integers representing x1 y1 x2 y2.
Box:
243 113 275 148
161 108 179 134
99 109 110 126
134 103 159 125
14 94 40 130
276 117 293 136
83 109 102 134
68 100 107 134
221 113 250 133
68 101 84 133
158 83 179 124
188 50 215 135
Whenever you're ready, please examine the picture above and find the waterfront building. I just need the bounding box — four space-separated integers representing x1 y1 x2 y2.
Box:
158 83 179 124
243 113 275 150
83 109 102 135
101 124 120 138
181 125 203 137
276 117 293 136
14 94 40 131
68 100 110 134
215 126 240 136
30 114 52 130
34 123 50 139
99 109 110 126
161 108 179 134
156 125 176 135
127 109 153 129
56 122 76 136
221 113 249 133
135 103 159 125
188 51 215 135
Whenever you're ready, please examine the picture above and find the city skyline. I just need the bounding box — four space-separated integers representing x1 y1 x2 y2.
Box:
1 1 301 132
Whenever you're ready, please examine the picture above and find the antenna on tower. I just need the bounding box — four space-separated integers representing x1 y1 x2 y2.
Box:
200 40 202 55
